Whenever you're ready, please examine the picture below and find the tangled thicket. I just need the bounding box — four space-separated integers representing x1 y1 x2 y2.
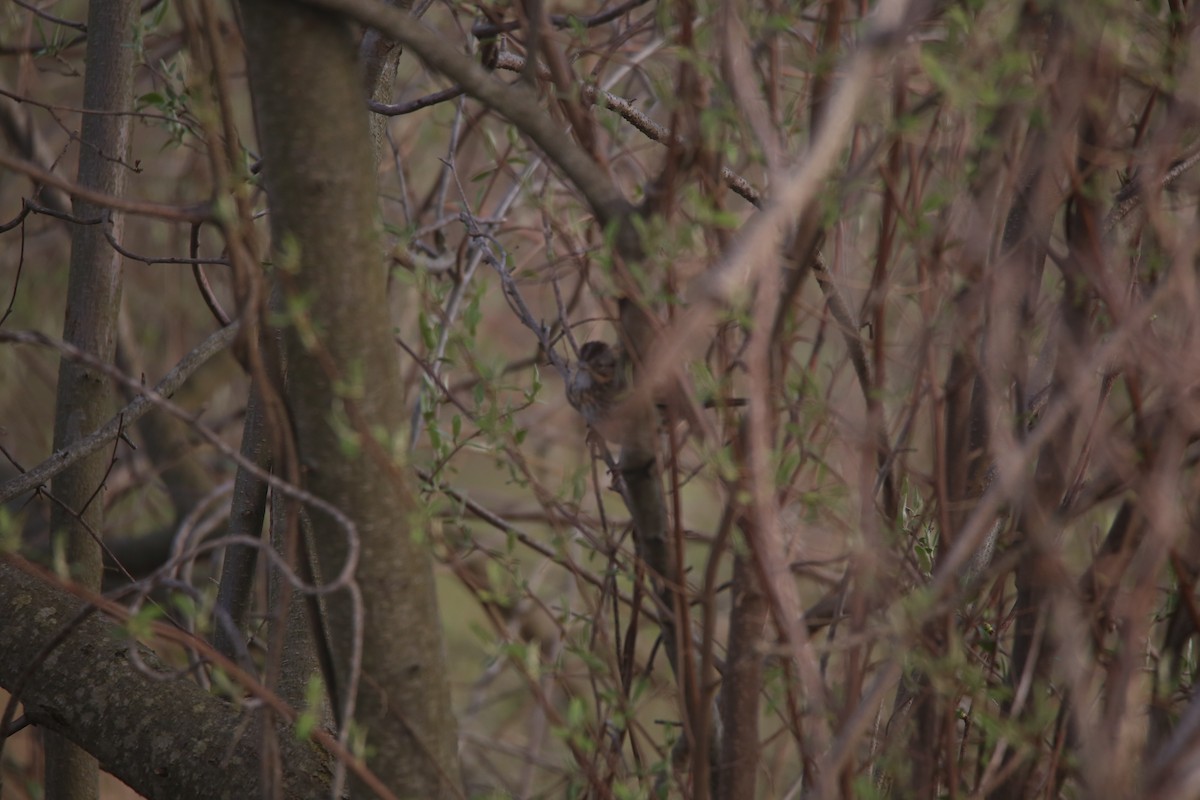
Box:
4 1 1200 798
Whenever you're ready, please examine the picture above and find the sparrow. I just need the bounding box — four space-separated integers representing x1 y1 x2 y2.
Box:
567 340 629 442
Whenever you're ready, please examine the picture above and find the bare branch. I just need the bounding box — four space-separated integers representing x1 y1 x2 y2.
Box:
0 324 239 505
0 150 209 223
301 0 637 245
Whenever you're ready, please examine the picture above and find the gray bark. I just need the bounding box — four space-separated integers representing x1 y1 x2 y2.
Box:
45 1 138 796
0 557 332 800
238 2 462 796
212 379 273 661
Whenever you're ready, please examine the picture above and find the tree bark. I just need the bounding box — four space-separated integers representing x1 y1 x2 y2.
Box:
0 557 332 800
45 1 138 796
717 544 767 800
238 2 462 796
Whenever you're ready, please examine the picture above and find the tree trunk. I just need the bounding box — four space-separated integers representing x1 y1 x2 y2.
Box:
0 557 332 800
238 3 462 796
45 1 137 796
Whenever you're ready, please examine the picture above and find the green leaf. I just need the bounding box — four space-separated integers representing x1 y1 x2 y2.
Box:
137 91 165 108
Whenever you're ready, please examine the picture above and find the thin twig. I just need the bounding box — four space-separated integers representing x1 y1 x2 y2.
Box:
10 0 86 32
369 85 465 116
471 0 651 38
0 150 209 222
0 323 240 504
104 217 231 265
299 0 635 239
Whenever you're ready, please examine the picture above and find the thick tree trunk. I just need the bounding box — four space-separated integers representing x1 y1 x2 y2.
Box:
45 1 138 796
238 2 462 796
0 557 332 800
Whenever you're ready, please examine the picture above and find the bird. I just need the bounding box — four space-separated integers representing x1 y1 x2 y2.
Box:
568 339 733 446
567 340 629 442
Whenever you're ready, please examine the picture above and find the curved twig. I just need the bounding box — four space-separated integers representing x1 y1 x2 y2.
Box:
0 150 209 222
